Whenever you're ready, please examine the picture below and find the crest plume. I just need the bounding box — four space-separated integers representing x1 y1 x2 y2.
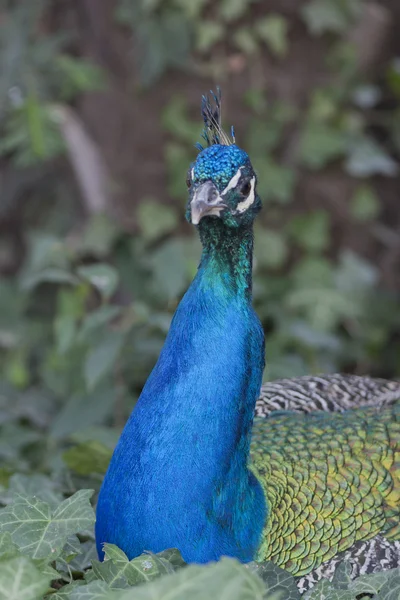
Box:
196 87 236 151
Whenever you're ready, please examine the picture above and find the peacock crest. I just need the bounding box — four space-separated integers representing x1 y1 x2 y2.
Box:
196 87 236 150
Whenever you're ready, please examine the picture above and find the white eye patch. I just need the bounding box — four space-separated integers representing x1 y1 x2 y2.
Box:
235 176 256 214
221 167 243 196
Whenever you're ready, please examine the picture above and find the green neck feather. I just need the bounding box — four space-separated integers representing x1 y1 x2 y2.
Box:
197 219 254 300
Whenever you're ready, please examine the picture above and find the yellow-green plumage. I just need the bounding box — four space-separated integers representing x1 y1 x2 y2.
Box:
250 401 400 577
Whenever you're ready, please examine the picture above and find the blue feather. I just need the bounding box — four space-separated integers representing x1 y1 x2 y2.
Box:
96 220 266 562
96 91 265 564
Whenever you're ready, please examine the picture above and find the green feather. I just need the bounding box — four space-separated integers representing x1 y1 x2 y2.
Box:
250 402 400 576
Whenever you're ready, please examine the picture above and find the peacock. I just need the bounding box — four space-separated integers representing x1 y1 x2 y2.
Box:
95 89 400 590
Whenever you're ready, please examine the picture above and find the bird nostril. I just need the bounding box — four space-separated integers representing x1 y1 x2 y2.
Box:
208 187 218 203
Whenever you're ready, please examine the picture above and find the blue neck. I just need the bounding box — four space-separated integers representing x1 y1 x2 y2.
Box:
96 219 266 563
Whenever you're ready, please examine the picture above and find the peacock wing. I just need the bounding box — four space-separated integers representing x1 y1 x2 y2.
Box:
250 402 400 578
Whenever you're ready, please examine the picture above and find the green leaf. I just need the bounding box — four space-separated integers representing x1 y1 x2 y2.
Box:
84 332 125 391
77 265 119 301
162 97 200 145
350 185 380 221
233 28 258 56
331 560 352 589
346 137 398 178
56 55 106 101
120 557 265 600
299 123 347 169
55 315 77 354
335 250 379 292
156 548 186 570
247 560 300 599
196 21 224 53
0 532 20 561
63 441 113 476
20 268 78 291
0 490 95 560
51 388 115 439
164 142 194 200
6 474 63 508
349 568 400 596
255 15 289 58
137 201 179 242
93 545 175 588
302 0 362 35
0 556 50 600
68 540 98 574
286 211 330 253
0 98 64 166
387 59 400 99
253 158 296 204
218 0 251 22
79 214 121 259
147 238 190 301
78 306 122 342
50 582 86 600
255 227 288 270
303 578 353 600
134 13 191 85
68 580 114 600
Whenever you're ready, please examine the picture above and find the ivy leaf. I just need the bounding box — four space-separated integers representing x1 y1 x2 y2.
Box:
218 0 251 22
246 560 300 599
50 582 86 600
253 158 296 204
195 21 224 53
68 580 114 600
0 532 20 561
78 306 122 342
255 15 289 58
63 441 113 476
137 201 179 243
50 388 115 439
286 211 330 253
331 560 353 589
21 268 78 291
117 557 265 600
92 544 175 588
0 490 95 560
5 473 63 508
349 568 400 596
299 123 347 169
84 332 125 392
350 185 380 221
346 137 398 178
255 227 289 270
77 264 119 301
304 578 353 599
0 556 50 600
233 28 258 56
302 0 362 35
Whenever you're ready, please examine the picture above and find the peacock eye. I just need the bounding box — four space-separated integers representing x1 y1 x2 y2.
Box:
239 180 251 196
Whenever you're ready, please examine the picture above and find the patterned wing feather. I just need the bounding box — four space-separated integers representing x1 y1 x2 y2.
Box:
250 402 400 578
256 375 400 417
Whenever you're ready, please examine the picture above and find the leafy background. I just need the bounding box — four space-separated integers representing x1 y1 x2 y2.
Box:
0 0 400 598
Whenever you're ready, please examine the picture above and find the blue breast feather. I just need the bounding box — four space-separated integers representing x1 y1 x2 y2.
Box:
95 266 266 563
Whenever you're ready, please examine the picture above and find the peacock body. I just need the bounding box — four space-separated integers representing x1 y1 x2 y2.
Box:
95 90 400 587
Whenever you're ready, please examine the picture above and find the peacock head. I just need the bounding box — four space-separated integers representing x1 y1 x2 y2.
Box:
186 89 261 229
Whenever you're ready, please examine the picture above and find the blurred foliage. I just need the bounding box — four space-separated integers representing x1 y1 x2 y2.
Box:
0 0 398 437
0 0 400 596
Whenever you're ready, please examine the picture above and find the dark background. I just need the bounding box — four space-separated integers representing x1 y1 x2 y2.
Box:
1 1 400 455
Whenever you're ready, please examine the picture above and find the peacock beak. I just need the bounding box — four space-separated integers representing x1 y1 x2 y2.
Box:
190 181 227 225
